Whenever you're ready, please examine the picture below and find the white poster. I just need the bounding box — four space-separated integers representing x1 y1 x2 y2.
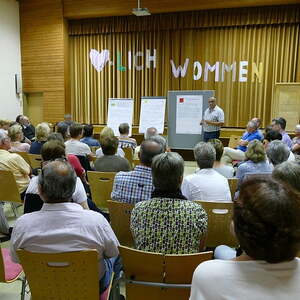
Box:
107 98 134 136
139 98 166 134
176 95 203 134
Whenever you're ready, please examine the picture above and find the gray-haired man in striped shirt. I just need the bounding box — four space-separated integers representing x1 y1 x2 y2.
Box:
201 97 225 142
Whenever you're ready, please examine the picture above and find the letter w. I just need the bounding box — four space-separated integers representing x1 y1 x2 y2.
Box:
170 59 190 78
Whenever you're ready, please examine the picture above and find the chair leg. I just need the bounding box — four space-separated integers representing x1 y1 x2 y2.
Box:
11 203 18 218
20 276 26 300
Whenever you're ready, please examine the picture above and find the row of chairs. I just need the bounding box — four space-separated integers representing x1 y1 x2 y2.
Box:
107 200 238 249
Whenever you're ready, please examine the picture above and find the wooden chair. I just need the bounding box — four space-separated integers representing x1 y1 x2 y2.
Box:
17 249 111 300
195 201 238 248
119 246 213 300
0 170 23 203
123 147 133 167
28 153 42 169
0 246 25 300
228 178 238 199
16 151 31 165
133 159 140 168
87 171 116 212
107 200 134 247
228 135 240 148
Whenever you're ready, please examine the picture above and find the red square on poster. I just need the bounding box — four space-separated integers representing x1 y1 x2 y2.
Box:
179 98 184 103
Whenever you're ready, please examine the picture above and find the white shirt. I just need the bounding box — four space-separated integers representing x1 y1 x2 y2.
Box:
190 258 300 300
65 139 91 156
181 169 232 202
10 202 119 279
203 105 224 132
96 147 125 158
26 176 87 204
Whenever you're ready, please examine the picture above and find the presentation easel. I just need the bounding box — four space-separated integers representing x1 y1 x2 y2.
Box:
107 98 134 136
168 90 214 150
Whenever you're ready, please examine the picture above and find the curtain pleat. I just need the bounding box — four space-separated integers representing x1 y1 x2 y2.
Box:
69 6 300 127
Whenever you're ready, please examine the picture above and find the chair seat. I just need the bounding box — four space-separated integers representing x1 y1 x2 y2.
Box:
100 287 110 300
1 248 23 282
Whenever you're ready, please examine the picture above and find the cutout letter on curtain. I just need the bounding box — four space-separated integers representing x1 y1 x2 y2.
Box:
107 98 134 136
139 97 166 134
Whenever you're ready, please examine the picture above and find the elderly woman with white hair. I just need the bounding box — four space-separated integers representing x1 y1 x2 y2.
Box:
266 140 290 166
292 125 300 154
29 122 51 154
8 124 30 152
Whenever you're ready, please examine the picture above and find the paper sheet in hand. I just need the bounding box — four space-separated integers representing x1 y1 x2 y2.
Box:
139 98 166 134
176 95 203 134
107 98 134 136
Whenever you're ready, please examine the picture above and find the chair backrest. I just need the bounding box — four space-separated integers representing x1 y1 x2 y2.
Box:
16 152 31 165
228 135 240 148
123 147 133 166
133 159 140 168
87 171 116 211
119 246 164 282
27 153 42 169
17 249 99 300
195 201 238 247
107 200 134 247
119 246 213 300
228 178 238 199
164 251 213 284
0 170 22 203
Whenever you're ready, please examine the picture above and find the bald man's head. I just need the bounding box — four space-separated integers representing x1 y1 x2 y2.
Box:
38 160 77 203
139 140 163 167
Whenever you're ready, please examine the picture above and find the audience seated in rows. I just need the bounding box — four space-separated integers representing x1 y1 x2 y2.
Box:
133 127 158 160
263 130 295 162
18 115 35 142
8 124 30 152
292 124 300 154
65 122 93 161
111 139 163 204
94 136 131 172
24 140 89 213
118 122 137 150
131 152 208 254
0 130 30 234
236 140 272 184
266 140 290 166
181 142 231 202
190 177 300 299
271 117 293 149
0 119 10 134
209 139 234 178
80 124 100 147
96 126 125 158
29 122 51 154
251 117 264 140
221 120 261 165
10 160 121 294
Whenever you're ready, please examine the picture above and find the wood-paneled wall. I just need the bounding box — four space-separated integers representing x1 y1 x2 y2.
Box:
20 0 66 123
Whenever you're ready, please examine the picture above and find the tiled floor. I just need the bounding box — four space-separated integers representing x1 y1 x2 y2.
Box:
0 161 197 299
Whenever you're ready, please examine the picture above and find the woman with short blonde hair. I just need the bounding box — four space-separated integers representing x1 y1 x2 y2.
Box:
8 124 30 152
29 123 51 154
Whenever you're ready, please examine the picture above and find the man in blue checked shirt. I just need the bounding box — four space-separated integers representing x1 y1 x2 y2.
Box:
111 139 163 204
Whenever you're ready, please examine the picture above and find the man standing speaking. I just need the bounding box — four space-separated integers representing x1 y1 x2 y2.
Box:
201 97 224 142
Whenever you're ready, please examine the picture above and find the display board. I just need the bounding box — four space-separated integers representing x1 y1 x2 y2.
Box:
168 90 214 149
107 98 134 136
272 83 300 131
139 97 166 134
